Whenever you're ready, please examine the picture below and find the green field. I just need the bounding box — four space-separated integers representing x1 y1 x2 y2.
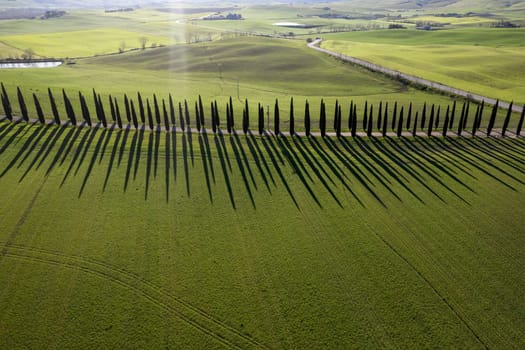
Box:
1 120 524 348
321 28 525 103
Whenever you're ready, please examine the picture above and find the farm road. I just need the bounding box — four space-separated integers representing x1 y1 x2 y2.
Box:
308 39 523 113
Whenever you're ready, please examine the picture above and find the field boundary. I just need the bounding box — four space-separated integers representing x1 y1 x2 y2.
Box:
308 39 523 113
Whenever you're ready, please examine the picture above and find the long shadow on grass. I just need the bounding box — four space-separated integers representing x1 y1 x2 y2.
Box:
245 131 272 194
198 133 213 203
285 135 343 208
46 126 81 176
186 126 194 167
202 129 214 184
134 127 145 180
19 125 66 183
145 131 154 200
295 136 362 206
124 126 138 193
182 131 190 197
230 132 256 209
0 123 48 178
117 126 130 168
462 137 525 174
214 131 235 209
79 127 108 197
271 135 321 208
60 127 97 187
259 134 298 209
0 123 27 156
232 132 257 189
165 132 171 203
154 130 160 178
434 138 522 190
103 126 120 191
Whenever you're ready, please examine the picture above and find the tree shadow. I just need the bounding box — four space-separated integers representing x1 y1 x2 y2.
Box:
165 132 171 203
462 137 525 174
230 133 256 209
186 126 194 167
198 133 213 203
60 127 96 187
182 131 190 197
117 127 130 168
0 123 27 156
245 132 272 194
0 123 49 178
124 126 138 193
134 127 145 180
214 133 236 209
259 135 299 209
201 129 215 184
79 128 108 197
154 130 160 178
218 130 232 172
103 126 121 191
272 136 322 208
145 132 154 200
46 125 81 176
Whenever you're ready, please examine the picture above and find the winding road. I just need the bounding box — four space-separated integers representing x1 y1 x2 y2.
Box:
308 39 523 113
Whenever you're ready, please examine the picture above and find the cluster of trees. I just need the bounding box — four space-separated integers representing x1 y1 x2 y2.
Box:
1 83 524 139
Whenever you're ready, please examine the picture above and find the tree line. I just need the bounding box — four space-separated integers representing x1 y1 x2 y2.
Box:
1 83 524 138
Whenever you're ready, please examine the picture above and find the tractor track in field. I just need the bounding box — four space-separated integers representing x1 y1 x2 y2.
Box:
308 39 523 114
1 242 269 350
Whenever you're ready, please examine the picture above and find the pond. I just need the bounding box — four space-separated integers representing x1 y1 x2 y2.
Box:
0 61 62 69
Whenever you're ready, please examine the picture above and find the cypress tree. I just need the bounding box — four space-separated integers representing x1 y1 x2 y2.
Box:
195 101 201 132
199 95 205 126
333 99 339 130
351 104 357 137
92 89 101 124
1 83 13 121
184 99 191 129
362 100 368 130
289 97 295 135
169 94 176 126
443 113 450 137
63 89 76 125
397 107 404 137
449 100 456 129
226 102 232 133
79 92 92 126
244 98 250 134
391 101 397 130
366 110 373 137
458 109 464 137
406 102 412 129
487 100 499 136
477 100 485 130
377 101 383 130
472 104 480 136
124 94 131 124
428 104 435 136
337 105 342 136
33 93 45 124
211 102 217 133
179 102 185 130
435 105 440 129
137 92 145 124
348 100 353 130
147 99 154 130
421 102 426 129
17 87 29 122
382 103 388 137
154 94 161 126
462 102 470 130
97 94 107 128
163 100 170 131
214 100 220 128
115 98 123 129
258 102 264 135
274 98 280 135
412 112 418 137
516 104 525 136
319 99 326 137
131 100 138 129
229 96 234 129
48 88 60 125
109 95 116 122
501 101 513 137
305 100 311 137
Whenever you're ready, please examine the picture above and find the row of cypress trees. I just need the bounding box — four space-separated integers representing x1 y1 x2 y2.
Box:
1 83 524 138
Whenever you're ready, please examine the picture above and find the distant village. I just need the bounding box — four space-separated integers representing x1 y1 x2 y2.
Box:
200 12 243 21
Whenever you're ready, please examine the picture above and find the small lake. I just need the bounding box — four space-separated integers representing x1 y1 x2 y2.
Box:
0 61 62 69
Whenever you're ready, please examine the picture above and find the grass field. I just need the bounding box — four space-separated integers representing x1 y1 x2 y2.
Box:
321 28 525 103
0 119 524 348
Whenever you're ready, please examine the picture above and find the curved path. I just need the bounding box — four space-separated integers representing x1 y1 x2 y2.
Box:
308 39 523 113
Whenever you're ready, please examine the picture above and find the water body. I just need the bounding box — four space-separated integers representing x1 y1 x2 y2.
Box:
0 61 62 69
